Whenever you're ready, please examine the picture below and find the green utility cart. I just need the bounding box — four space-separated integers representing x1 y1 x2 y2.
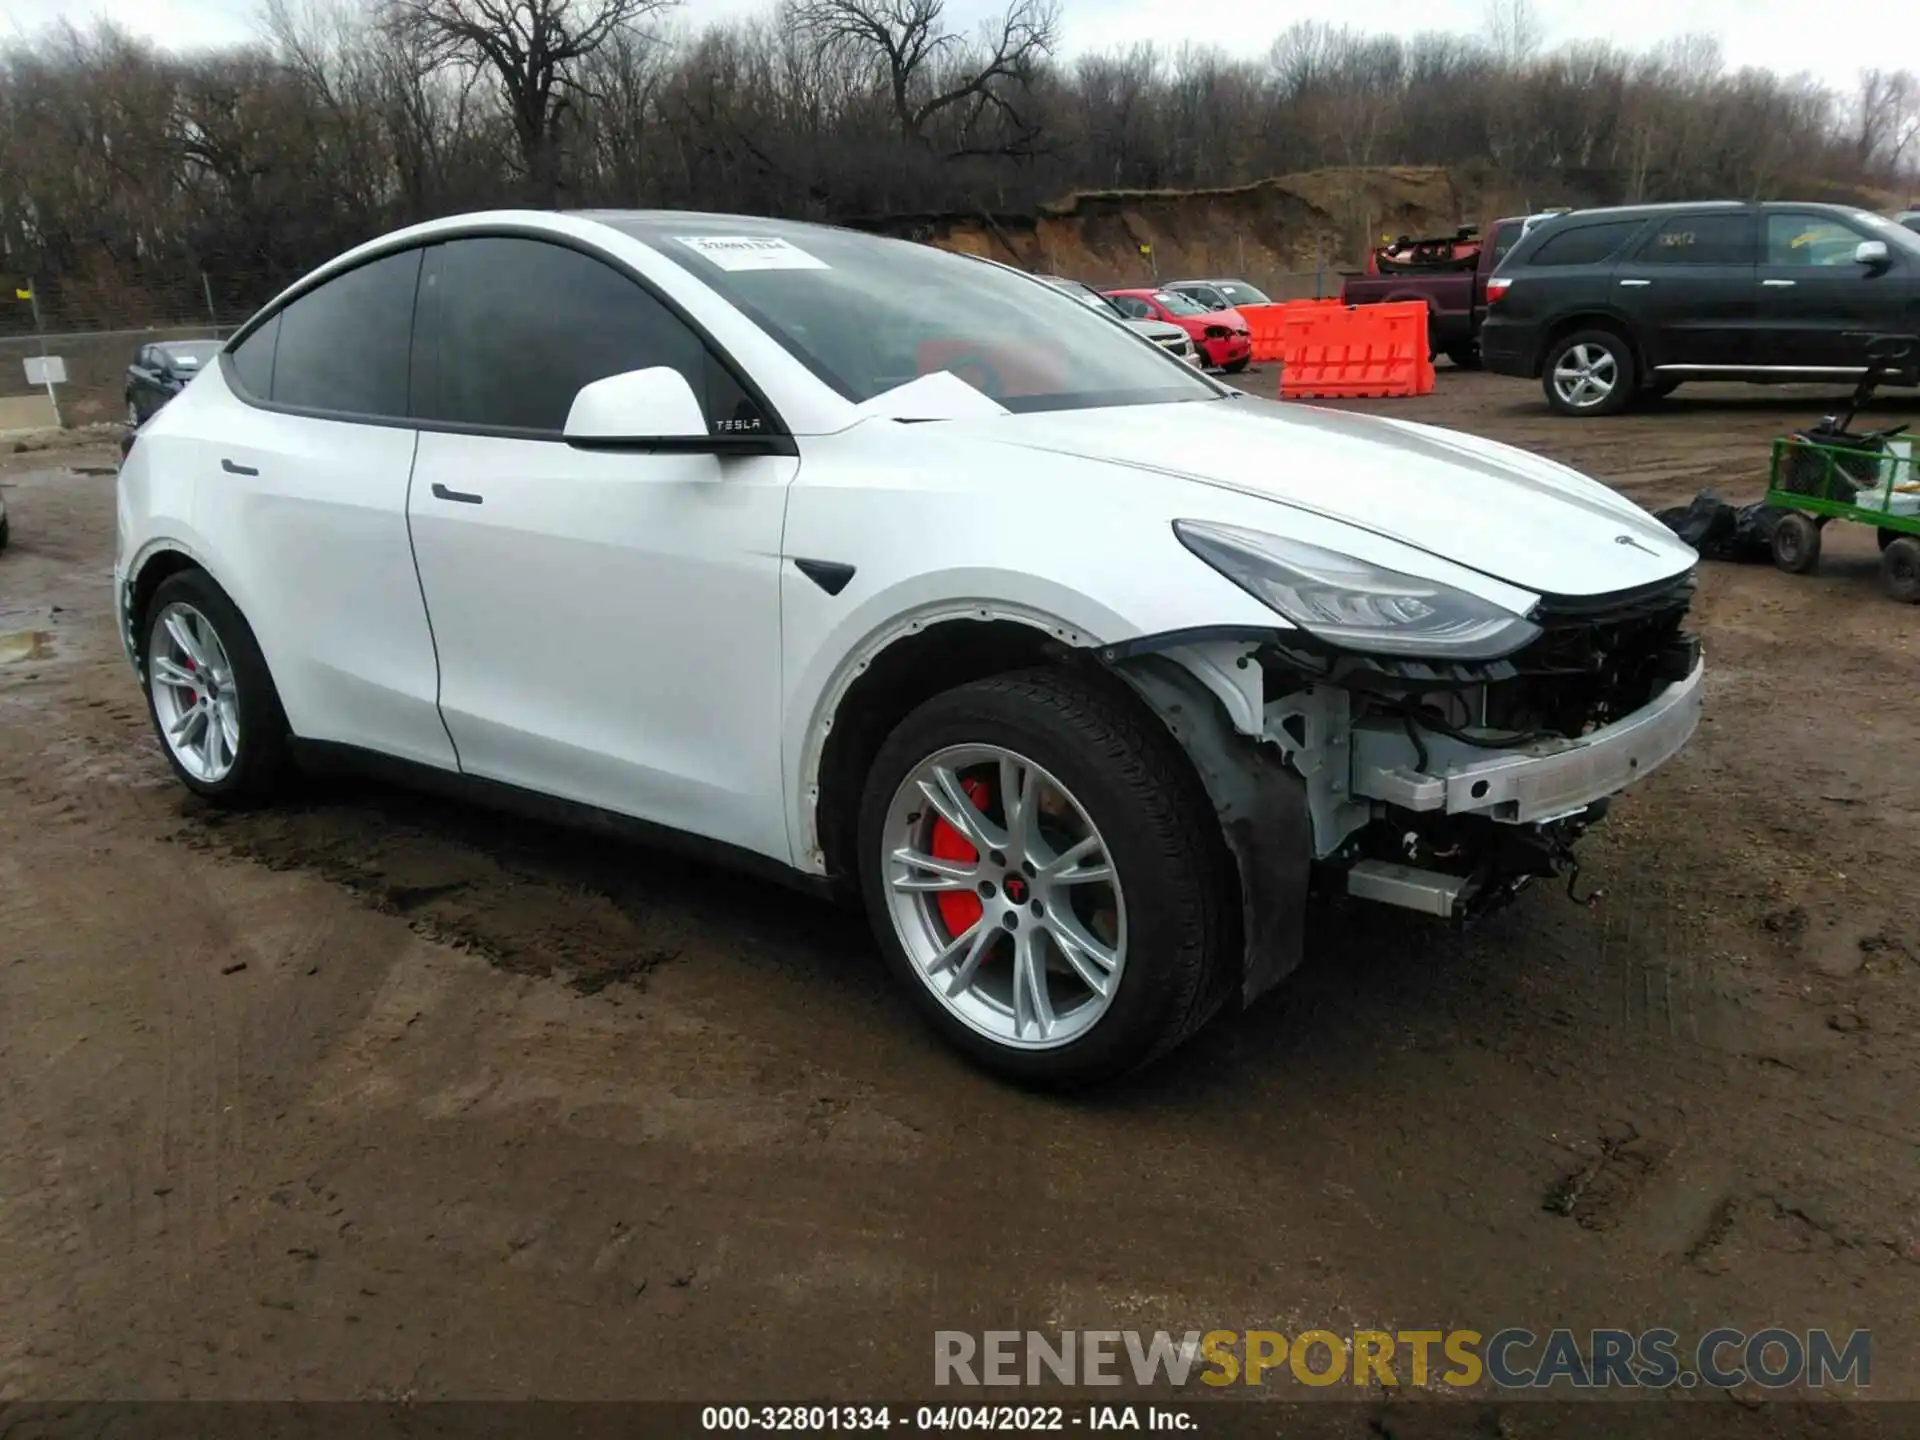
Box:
1765 333 1920 603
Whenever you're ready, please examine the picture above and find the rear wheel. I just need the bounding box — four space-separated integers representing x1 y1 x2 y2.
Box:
1771 511 1822 574
1445 346 1481 370
857 668 1236 1087
141 569 291 805
1542 330 1635 416
1883 537 1920 603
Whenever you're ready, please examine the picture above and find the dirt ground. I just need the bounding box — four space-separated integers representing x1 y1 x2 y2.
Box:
3 371 1919 1422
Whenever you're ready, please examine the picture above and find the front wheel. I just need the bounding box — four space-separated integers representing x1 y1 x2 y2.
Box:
1224 356 1250 374
141 569 292 805
1771 511 1822 574
1542 330 1635 416
857 669 1236 1087
1445 346 1481 370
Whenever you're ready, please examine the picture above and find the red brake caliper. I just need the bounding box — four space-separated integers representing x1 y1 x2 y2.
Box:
931 776 990 937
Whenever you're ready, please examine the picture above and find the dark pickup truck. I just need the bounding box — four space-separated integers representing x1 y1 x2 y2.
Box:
1340 216 1529 367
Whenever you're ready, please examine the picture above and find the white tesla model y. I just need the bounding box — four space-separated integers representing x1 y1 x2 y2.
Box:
116 210 1705 1085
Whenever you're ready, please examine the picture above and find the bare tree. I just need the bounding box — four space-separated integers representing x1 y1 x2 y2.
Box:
794 0 1057 157
1483 0 1542 67
1855 69 1920 173
381 0 678 201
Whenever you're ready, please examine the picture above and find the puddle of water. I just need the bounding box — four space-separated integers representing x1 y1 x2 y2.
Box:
0 630 54 663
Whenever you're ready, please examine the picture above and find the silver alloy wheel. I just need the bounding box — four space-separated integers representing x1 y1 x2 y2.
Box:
148 601 240 783
1551 343 1618 408
881 744 1127 1050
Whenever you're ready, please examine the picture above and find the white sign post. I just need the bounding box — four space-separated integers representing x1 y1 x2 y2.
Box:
22 354 65 428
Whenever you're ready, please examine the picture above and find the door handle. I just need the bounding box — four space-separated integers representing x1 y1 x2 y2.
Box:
1762 279 1797 288
431 482 484 505
1618 279 1651 287
220 458 258 476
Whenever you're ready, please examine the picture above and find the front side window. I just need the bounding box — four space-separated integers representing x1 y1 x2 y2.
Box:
269 248 421 417
1631 214 1756 265
618 218 1223 414
1108 295 1153 319
1217 282 1270 305
411 237 761 436
1527 220 1644 267
1767 215 1866 267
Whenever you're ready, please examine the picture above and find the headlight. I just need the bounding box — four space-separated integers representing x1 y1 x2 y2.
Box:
1175 520 1541 659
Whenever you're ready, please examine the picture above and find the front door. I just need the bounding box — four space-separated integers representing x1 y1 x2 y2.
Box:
1757 212 1916 368
402 235 796 862
1608 210 1757 370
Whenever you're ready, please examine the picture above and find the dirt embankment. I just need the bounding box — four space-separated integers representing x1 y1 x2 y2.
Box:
874 163 1898 291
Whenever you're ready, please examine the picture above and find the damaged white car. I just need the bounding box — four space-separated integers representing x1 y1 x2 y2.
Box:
115 210 1704 1086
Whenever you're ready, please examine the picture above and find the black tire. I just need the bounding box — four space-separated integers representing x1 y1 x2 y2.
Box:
0 513 9 553
857 667 1238 1088
140 568 291 806
1883 537 1920 603
1770 511 1822 575
1541 329 1636 417
1444 346 1481 371
1224 356 1250 374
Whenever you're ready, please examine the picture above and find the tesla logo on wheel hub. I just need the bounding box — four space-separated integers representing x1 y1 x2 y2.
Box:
1004 875 1028 903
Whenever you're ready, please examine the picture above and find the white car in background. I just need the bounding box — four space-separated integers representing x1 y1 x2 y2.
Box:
1036 274 1200 365
116 209 1705 1086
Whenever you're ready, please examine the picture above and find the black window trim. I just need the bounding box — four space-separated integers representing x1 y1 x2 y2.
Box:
218 223 796 457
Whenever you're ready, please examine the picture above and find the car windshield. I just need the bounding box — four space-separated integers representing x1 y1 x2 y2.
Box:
1153 291 1212 317
1217 282 1270 305
160 341 220 368
613 217 1223 414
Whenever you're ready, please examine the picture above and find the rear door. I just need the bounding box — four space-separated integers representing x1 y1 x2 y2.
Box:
195 247 456 769
1608 210 1757 370
1757 211 1916 367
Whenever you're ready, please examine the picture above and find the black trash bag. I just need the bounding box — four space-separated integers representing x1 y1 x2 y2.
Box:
1654 488 1791 564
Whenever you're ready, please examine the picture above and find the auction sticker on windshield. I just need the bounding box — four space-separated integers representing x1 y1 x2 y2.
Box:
675 236 829 271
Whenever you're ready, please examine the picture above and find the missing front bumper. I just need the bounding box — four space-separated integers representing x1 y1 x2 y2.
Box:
1349 658 1705 824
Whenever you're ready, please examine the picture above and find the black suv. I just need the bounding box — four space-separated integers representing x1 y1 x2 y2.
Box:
1480 202 1920 415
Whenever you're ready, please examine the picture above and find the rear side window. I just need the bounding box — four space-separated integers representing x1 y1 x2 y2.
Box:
411 236 762 436
269 249 422 417
1632 214 1756 265
226 314 279 400
1526 220 1643 267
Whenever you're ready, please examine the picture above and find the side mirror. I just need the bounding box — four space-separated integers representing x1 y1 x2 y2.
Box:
565 366 707 446
1856 239 1891 269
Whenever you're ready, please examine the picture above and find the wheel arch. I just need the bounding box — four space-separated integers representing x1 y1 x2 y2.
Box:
124 542 215 672
1535 311 1643 379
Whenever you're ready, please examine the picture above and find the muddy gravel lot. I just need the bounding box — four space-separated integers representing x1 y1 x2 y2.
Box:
3 371 1919 1425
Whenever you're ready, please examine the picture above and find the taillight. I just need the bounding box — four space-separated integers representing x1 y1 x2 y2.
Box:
1486 276 1512 304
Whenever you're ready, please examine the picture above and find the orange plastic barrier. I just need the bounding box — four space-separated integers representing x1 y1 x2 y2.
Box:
1237 299 1339 364
1276 300 1432 399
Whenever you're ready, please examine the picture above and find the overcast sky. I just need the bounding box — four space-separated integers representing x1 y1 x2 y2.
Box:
0 0 1875 95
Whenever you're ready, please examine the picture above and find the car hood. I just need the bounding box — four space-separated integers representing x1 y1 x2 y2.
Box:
971 396 1695 600
1124 317 1188 342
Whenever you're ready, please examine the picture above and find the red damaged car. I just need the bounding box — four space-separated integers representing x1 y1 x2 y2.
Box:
1103 288 1252 372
